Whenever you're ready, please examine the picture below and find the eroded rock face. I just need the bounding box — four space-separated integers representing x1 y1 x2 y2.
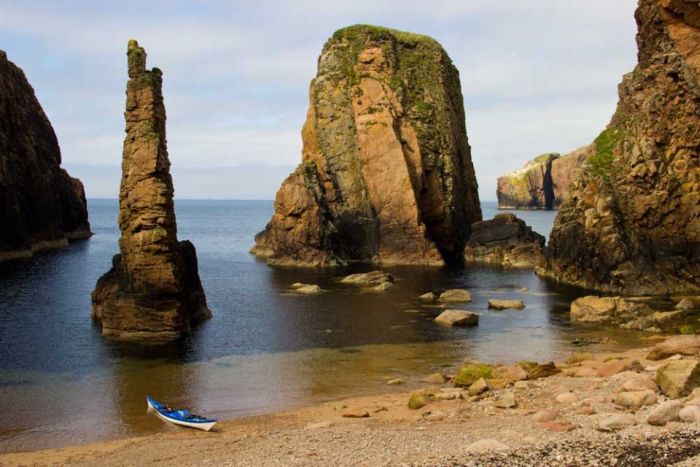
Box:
0 50 90 261
252 25 481 266
464 213 545 268
91 40 210 342
540 0 700 295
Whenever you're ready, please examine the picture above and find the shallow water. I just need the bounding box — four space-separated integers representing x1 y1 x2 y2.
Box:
0 200 649 452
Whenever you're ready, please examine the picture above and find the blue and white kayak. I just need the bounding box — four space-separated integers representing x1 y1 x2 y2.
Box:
146 395 217 431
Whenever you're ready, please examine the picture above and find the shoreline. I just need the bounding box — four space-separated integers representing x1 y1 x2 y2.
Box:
2 339 698 466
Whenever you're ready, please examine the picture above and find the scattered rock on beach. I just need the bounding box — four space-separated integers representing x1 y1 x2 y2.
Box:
455 363 493 387
466 439 510 453
533 409 560 423
679 405 700 423
439 289 472 303
556 392 580 405
647 401 683 426
656 360 700 398
488 299 526 310
647 335 700 360
341 407 369 418
598 414 637 431
495 391 517 409
468 378 491 396
613 390 657 409
408 390 431 410
434 310 479 327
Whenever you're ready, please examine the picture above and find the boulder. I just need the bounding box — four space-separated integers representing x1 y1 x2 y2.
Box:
0 50 91 261
455 363 493 388
408 390 431 410
613 390 657 409
647 335 700 360
251 25 481 267
656 360 700 398
617 372 658 393
518 361 560 379
434 310 479 327
464 214 545 268
646 401 683 426
494 391 517 409
488 299 526 310
539 0 700 295
91 41 211 341
468 378 491 396
439 289 472 303
597 359 643 378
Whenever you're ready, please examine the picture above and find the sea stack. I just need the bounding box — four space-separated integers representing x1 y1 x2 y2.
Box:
91 40 210 341
252 25 481 266
540 0 700 295
0 50 90 261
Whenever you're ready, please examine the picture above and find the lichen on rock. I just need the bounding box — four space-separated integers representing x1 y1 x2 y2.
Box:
252 25 481 267
91 40 211 342
540 0 700 295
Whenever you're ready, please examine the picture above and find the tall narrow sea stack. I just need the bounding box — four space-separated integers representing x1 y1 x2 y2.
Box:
540 0 700 295
91 40 210 342
252 25 481 266
0 50 90 261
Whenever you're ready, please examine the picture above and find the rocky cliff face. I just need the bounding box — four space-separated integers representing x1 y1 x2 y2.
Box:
0 50 90 261
252 25 481 266
497 148 587 211
540 0 700 295
91 41 210 342
464 214 545 268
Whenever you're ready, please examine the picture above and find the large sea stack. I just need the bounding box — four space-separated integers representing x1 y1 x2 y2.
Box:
91 40 210 342
252 25 481 266
0 50 90 261
540 0 700 295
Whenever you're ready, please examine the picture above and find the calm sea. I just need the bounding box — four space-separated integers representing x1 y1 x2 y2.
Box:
0 200 644 452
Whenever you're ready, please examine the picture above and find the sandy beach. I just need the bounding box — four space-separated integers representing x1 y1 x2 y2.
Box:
2 342 699 466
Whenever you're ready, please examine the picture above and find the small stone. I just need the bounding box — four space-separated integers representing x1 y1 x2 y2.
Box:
577 405 597 415
466 439 510 453
386 378 404 385
488 299 526 310
434 309 479 327
613 390 657 409
597 414 637 431
434 392 457 401
424 410 446 422
556 392 580 405
341 407 369 418
514 381 530 390
468 378 491 396
617 372 658 393
408 390 431 410
374 281 393 291
646 401 683 426
656 359 700 398
305 421 332 429
294 284 322 294
422 373 448 384
492 365 529 385
439 289 472 303
539 421 578 432
495 391 517 409
596 359 642 377
679 405 700 422
418 292 436 302
532 408 560 422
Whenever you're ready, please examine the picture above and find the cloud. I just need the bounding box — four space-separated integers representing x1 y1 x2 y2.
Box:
0 0 638 200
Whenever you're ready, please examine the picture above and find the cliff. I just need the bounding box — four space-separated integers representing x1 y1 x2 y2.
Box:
0 50 90 261
540 0 700 295
91 41 211 342
464 214 545 268
252 25 481 266
497 147 587 210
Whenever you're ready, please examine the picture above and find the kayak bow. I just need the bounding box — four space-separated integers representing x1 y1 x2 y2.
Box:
146 395 217 431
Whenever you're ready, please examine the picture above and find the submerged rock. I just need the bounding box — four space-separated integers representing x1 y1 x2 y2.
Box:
488 299 526 310
464 214 545 268
0 50 91 261
540 0 700 295
252 25 481 267
439 289 472 303
340 270 393 287
91 41 211 342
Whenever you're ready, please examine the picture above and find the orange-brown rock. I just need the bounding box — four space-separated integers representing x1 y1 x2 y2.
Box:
464 214 545 268
91 40 210 342
540 0 700 294
252 25 481 266
0 50 90 261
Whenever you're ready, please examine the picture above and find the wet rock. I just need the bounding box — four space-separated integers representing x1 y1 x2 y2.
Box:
91 41 210 342
597 414 637 431
293 284 322 294
570 296 683 331
466 439 510 454
434 310 479 327
647 401 683 426
418 292 436 302
455 362 493 388
439 289 472 303
679 405 700 423
656 360 700 398
468 378 491 396
647 335 700 361
340 270 393 287
613 390 657 409
464 214 545 268
488 299 526 310
373 281 393 291
252 25 481 267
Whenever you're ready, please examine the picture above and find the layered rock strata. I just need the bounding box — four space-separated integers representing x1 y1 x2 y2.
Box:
541 0 700 295
252 25 481 266
0 50 90 261
91 40 210 342
464 213 545 268
496 147 588 210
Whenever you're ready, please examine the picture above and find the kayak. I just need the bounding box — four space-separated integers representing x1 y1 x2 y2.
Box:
146 395 217 431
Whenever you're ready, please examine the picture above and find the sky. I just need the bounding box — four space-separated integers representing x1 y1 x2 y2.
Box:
0 0 639 201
